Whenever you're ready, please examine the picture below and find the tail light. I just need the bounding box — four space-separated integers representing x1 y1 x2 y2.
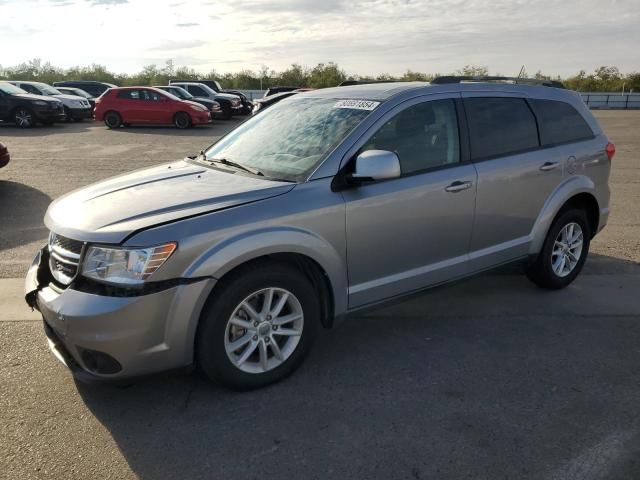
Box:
605 142 616 160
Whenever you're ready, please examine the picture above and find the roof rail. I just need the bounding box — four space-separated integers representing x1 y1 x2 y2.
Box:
339 80 398 86
430 76 565 89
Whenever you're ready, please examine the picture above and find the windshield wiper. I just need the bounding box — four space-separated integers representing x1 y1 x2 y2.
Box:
197 151 263 176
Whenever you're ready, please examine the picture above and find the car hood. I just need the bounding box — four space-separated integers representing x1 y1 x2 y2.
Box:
45 160 295 244
52 93 88 102
15 93 60 103
214 92 241 101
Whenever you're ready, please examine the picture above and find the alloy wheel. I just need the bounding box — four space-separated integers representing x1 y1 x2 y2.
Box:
224 287 304 374
15 109 33 128
551 222 584 277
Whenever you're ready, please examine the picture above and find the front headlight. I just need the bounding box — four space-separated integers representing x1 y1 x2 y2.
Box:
189 104 206 112
82 242 177 285
33 100 48 106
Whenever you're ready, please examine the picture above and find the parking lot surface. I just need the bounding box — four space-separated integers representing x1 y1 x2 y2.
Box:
1 112 639 479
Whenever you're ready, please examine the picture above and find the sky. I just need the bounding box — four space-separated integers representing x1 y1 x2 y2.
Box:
1 0 638 77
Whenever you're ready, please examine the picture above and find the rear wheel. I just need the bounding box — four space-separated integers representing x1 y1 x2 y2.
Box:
197 262 320 390
174 111 191 129
526 208 590 289
13 108 34 128
104 111 122 129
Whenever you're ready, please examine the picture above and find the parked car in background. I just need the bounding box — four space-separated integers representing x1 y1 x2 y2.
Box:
94 86 210 129
263 86 304 97
9 81 92 121
0 142 9 169
252 90 301 114
169 79 253 115
169 82 242 119
0 81 65 127
155 86 221 117
25 79 613 390
53 80 116 98
55 87 96 109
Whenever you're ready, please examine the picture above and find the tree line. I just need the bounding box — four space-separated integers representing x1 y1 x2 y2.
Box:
1 59 638 92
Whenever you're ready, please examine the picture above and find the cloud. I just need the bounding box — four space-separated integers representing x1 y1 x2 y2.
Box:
88 0 128 4
175 22 199 27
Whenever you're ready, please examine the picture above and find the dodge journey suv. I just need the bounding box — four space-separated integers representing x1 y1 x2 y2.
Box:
25 77 613 389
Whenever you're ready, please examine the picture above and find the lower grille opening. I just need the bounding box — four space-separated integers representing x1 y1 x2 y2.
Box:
79 348 122 374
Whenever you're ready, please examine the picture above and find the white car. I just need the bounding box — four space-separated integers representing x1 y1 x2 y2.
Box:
8 81 93 121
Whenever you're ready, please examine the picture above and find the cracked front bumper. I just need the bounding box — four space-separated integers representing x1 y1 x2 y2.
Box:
25 248 215 381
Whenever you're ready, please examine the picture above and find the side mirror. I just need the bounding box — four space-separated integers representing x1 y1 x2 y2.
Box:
351 150 401 182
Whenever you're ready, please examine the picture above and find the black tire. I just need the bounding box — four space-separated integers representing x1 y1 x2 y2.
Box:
221 103 232 120
197 261 320 390
104 111 122 129
526 208 591 289
174 111 191 129
13 107 35 128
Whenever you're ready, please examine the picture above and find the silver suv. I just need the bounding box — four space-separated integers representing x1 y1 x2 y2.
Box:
25 77 613 389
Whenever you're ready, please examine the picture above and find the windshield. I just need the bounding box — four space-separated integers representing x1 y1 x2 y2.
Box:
169 87 192 99
38 84 62 95
69 88 91 98
0 82 27 94
203 97 377 181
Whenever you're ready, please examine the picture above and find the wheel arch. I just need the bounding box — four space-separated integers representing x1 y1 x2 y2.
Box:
530 176 600 255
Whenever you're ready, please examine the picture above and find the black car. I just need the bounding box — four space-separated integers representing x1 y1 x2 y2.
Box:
169 79 253 115
53 80 116 98
154 86 221 116
0 81 66 128
55 86 96 109
252 90 301 114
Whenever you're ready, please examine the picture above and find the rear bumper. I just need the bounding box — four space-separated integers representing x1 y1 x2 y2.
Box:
25 248 215 381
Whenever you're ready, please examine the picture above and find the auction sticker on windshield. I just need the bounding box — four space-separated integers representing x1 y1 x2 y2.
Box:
333 99 380 110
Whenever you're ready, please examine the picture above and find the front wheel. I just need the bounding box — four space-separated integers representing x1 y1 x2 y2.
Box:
14 108 34 128
174 111 191 129
526 208 591 289
197 262 320 390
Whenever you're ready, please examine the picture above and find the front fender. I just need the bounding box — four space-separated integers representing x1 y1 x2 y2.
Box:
184 226 348 316
529 175 598 255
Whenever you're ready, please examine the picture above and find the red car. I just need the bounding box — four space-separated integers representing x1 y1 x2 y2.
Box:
94 87 211 129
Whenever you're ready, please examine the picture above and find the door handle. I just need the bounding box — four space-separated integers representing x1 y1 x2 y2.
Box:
540 161 560 171
445 181 473 193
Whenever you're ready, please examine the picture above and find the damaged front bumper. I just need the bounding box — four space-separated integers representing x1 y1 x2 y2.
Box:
25 247 215 382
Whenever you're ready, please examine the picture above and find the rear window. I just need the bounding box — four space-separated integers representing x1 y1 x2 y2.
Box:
464 97 539 160
530 99 594 146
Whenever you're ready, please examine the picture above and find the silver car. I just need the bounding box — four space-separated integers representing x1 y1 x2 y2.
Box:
25 78 613 389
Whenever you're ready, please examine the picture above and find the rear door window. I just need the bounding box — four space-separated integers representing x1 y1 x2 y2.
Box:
117 90 142 100
530 99 594 146
464 97 539 160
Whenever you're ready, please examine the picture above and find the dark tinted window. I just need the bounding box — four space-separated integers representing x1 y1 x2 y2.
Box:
117 90 142 100
465 97 539 160
20 84 41 95
362 99 460 174
530 99 593 145
188 85 206 96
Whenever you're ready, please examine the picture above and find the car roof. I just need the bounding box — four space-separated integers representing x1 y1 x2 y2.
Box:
302 81 582 104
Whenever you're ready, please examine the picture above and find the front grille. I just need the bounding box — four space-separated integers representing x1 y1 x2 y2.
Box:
48 233 84 286
51 234 83 255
